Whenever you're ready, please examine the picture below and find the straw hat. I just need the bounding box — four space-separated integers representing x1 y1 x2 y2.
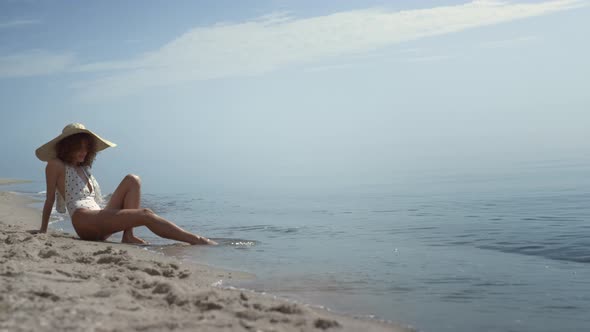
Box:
35 123 116 161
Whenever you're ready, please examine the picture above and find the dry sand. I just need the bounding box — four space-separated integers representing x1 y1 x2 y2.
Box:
0 184 413 332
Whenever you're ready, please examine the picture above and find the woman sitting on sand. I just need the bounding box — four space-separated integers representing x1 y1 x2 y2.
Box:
35 123 216 245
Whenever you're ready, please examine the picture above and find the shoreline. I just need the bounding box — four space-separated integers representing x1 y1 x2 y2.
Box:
0 181 413 331
0 178 33 186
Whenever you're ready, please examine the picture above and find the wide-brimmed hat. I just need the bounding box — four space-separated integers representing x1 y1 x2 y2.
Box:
35 123 116 161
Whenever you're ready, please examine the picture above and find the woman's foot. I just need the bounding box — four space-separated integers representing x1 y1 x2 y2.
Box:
191 236 218 245
122 233 148 245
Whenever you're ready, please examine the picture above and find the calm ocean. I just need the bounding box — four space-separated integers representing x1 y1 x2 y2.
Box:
11 159 590 332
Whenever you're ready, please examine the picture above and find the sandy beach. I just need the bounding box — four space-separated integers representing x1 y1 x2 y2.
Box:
0 182 412 332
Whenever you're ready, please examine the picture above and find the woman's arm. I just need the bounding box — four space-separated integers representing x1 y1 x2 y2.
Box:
40 160 59 233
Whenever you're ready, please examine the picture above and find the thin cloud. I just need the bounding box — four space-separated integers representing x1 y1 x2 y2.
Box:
0 51 74 78
304 63 365 73
405 55 455 63
479 36 541 49
0 19 41 29
0 1 578 100
73 0 584 102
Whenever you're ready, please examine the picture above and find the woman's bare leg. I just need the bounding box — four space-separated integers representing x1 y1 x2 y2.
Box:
72 208 216 245
105 174 146 244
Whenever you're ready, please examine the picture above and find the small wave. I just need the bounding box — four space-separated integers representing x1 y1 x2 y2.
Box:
441 288 486 302
216 238 257 247
49 207 68 224
222 224 302 235
542 305 581 310
478 241 590 264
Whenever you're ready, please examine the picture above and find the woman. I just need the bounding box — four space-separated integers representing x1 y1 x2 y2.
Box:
35 123 216 245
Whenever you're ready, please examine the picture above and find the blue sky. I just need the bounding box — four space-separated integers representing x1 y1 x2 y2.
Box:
1 0 589 193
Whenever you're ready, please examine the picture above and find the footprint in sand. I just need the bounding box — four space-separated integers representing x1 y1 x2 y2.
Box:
124 261 186 279
74 255 94 264
38 248 59 259
96 255 128 265
315 318 342 330
29 289 60 302
0 262 23 277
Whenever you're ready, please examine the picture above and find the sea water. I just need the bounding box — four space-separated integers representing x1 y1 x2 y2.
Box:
12 160 590 332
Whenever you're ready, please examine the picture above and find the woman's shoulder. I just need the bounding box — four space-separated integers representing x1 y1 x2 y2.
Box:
46 159 66 172
47 158 65 167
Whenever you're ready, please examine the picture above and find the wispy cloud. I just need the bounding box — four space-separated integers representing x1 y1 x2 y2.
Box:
405 55 455 63
303 63 364 73
73 0 583 101
1 1 584 100
479 35 541 49
0 19 41 29
304 48 445 72
0 51 74 78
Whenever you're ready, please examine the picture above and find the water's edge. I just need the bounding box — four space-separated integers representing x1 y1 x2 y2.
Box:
7 187 411 330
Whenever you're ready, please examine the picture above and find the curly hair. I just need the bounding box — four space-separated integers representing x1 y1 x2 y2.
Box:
56 133 97 167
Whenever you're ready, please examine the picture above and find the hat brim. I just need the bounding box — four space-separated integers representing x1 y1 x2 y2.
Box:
35 128 116 162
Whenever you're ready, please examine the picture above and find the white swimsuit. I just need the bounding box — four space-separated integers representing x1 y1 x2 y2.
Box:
56 164 104 217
